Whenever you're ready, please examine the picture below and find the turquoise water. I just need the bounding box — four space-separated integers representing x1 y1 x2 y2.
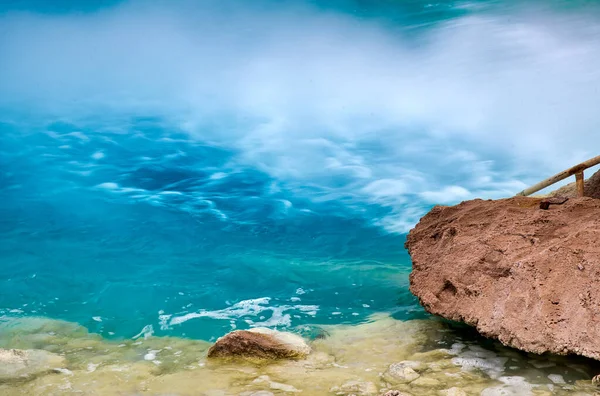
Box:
1 0 600 344
0 114 431 341
0 118 424 340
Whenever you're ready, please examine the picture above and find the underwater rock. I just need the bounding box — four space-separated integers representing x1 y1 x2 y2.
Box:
383 361 421 384
330 380 378 395
406 196 600 360
440 388 467 396
208 328 311 360
381 391 413 396
0 348 65 382
252 375 301 393
1 315 598 395
411 376 442 387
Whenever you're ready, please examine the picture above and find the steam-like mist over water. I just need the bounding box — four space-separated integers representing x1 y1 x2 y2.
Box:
1 0 600 344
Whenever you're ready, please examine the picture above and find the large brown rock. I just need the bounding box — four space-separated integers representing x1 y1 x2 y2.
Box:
207 327 311 360
406 196 600 360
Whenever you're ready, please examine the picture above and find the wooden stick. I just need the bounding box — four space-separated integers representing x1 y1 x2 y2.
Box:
516 155 600 196
576 171 585 197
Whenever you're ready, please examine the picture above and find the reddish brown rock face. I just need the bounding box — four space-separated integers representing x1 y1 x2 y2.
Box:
406 196 600 360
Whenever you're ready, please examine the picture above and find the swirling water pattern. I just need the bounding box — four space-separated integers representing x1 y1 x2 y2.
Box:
1 0 600 342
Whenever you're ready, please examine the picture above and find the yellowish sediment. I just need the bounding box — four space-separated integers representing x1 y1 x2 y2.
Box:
0 315 597 395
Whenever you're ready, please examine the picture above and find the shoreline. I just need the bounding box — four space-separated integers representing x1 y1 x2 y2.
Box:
1 314 598 395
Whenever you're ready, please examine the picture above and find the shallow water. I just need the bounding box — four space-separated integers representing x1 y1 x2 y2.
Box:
1 315 600 395
2 0 600 394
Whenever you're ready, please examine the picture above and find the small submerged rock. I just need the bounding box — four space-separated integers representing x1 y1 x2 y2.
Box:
383 361 421 384
381 390 413 396
330 380 378 395
240 392 275 396
411 376 442 387
207 327 311 360
440 387 468 396
252 375 301 393
0 348 65 382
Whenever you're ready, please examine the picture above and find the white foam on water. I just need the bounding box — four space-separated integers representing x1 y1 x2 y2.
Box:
120 187 146 194
93 182 232 222
168 297 318 328
132 324 154 340
158 313 172 331
2 1 600 235
96 182 119 190
279 199 292 209
451 345 508 379
252 310 291 327
210 172 227 180
158 191 183 195
481 376 537 396
209 208 228 220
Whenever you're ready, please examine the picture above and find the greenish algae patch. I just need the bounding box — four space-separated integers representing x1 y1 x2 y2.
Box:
0 315 598 395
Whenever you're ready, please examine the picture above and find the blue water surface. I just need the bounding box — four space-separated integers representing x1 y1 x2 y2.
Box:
0 116 424 340
1 0 599 342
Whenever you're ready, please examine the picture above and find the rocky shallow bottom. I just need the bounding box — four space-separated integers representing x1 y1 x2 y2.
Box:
0 315 598 395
